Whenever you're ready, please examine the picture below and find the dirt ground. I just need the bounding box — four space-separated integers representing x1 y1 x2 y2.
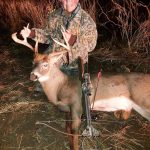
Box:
0 36 150 150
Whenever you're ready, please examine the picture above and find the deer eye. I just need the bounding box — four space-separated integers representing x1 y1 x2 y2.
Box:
43 63 48 68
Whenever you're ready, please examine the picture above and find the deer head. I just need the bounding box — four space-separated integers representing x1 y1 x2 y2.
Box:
30 50 68 82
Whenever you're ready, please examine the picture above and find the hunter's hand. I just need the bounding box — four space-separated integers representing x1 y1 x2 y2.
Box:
20 23 31 39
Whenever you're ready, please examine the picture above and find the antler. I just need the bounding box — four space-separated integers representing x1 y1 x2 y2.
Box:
52 25 71 51
11 24 35 51
49 49 68 57
12 32 34 50
12 24 69 60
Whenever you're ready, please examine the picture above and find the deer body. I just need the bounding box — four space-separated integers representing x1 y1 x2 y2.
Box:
31 56 150 122
91 73 150 120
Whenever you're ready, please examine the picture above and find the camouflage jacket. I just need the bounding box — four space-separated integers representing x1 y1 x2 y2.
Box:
31 4 97 64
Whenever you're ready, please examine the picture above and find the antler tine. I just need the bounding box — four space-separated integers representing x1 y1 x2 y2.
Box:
52 38 70 50
52 25 71 51
12 32 34 51
35 39 39 54
61 25 70 49
48 49 68 59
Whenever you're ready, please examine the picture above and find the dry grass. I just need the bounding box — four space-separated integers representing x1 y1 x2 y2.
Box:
0 101 47 114
131 19 150 52
0 0 98 32
98 0 150 52
0 0 55 32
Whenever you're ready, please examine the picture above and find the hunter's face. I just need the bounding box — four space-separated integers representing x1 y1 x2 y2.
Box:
59 0 79 12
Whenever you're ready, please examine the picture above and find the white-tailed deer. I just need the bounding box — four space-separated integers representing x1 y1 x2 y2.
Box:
12 30 150 150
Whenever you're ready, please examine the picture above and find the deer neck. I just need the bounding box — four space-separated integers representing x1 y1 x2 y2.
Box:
38 65 68 104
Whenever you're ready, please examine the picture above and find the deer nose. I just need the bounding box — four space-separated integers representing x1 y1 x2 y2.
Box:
30 72 38 81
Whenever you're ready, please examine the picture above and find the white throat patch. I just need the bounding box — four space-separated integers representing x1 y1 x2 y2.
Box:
38 75 49 82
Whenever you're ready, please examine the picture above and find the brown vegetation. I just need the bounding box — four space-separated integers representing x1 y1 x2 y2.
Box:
98 0 150 52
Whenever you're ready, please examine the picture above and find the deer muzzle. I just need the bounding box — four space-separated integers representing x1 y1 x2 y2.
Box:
30 72 38 81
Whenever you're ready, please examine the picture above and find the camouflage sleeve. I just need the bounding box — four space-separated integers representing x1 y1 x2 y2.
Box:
70 15 98 64
31 28 52 44
30 9 59 44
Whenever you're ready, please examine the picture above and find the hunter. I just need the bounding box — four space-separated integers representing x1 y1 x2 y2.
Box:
20 0 97 72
